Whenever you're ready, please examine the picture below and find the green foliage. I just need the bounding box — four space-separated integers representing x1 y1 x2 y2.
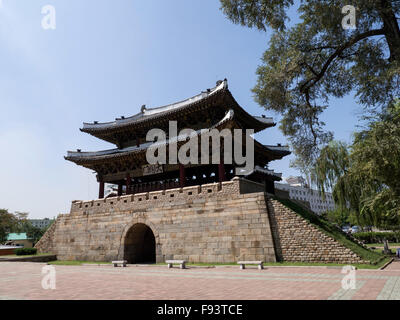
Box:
220 0 294 31
351 102 400 226
325 207 351 227
0 209 18 243
0 209 46 245
312 101 400 228
311 140 350 196
25 224 45 246
220 0 400 165
354 232 400 244
15 248 37 256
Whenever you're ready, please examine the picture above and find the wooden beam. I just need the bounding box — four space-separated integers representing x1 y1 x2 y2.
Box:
179 164 185 188
99 179 105 199
218 161 226 183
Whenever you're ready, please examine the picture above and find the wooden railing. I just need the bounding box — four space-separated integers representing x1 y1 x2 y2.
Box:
127 179 180 194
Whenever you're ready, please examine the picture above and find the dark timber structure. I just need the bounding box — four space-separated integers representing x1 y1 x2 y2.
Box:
65 79 290 198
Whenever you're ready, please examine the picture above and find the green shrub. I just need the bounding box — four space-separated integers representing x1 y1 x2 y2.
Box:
353 232 400 243
15 248 37 256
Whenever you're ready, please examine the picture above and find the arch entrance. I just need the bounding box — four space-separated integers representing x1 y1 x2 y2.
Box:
124 223 156 263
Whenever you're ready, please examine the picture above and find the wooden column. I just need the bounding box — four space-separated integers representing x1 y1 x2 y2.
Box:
136 135 140 147
99 179 105 199
179 164 186 188
126 174 131 195
218 158 226 183
118 183 123 196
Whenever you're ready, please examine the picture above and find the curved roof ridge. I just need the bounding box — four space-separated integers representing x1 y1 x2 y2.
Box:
143 79 227 116
82 79 228 130
66 109 235 160
264 144 291 152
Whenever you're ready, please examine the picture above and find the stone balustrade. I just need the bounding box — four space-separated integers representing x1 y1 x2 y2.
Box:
69 178 264 216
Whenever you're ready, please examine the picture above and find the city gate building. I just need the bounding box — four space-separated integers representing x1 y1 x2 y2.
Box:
35 80 366 265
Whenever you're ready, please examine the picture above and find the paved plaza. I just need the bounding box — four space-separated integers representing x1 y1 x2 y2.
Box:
1 261 400 300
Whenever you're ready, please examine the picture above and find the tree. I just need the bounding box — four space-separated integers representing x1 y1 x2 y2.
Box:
23 222 45 246
0 209 46 245
12 212 29 233
220 0 400 166
0 209 18 244
311 101 400 228
350 101 400 228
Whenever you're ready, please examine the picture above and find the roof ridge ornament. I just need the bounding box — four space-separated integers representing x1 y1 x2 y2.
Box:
141 105 146 113
216 79 228 88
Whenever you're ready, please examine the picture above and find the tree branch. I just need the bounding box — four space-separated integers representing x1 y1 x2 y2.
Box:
299 29 386 95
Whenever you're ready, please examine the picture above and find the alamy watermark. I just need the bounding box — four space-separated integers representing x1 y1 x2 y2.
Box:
41 265 56 290
342 5 356 30
0 2 56 30
341 265 356 290
41 5 56 30
146 121 255 175
0 2 356 32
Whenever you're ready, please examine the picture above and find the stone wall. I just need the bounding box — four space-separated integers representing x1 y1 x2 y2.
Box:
36 178 368 264
266 199 366 264
35 220 57 254
37 178 276 263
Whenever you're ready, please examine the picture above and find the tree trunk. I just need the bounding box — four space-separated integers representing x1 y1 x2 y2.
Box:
379 0 400 61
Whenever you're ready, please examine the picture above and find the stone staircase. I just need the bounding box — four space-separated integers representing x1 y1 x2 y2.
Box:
266 198 367 264
35 219 58 254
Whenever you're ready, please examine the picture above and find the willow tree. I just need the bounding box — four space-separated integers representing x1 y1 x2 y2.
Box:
351 101 400 227
220 0 400 166
312 101 400 228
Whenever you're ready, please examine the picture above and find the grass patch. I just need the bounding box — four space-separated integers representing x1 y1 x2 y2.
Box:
261 259 392 269
0 253 53 259
48 260 111 266
370 248 397 254
272 197 387 266
367 243 400 247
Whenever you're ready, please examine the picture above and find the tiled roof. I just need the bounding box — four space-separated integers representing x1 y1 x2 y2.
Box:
6 233 30 241
81 80 228 131
66 109 236 162
79 79 275 137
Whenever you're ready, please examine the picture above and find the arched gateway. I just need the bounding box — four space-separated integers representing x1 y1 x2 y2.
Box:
123 223 156 263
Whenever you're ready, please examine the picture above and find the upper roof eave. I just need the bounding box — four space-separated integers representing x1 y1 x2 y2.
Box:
264 145 291 155
81 80 228 132
79 79 275 138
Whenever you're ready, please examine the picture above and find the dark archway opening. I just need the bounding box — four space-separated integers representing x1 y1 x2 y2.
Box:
124 223 156 264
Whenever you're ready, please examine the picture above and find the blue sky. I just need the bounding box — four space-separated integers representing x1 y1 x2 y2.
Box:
0 1 360 218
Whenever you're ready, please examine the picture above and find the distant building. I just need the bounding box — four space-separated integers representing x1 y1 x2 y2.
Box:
29 218 54 230
275 176 336 215
6 233 34 248
0 245 20 256
284 176 307 187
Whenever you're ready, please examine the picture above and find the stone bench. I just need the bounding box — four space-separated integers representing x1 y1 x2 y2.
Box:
166 260 186 269
237 261 264 270
112 260 127 267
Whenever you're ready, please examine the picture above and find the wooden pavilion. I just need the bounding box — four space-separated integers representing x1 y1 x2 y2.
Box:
65 80 290 198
